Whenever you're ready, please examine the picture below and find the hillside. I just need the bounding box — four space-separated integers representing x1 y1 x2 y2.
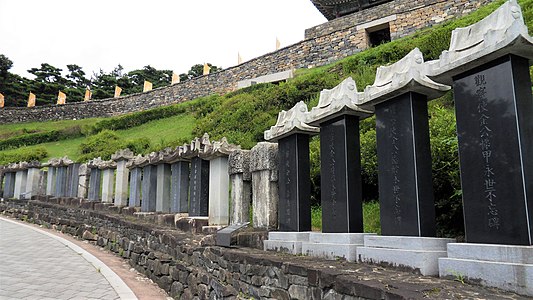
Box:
1 0 532 236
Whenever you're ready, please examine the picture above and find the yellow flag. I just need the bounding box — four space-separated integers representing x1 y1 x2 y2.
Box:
114 86 122 98
203 63 211 75
143 81 153 92
0 93 4 108
28 92 36 107
238 52 243 65
84 89 92 101
171 72 180 85
57 91 66 105
276 37 281 50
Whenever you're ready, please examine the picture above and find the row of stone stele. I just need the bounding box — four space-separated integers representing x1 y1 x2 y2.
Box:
263 0 533 140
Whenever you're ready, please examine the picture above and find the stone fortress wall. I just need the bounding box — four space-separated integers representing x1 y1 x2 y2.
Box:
0 0 491 124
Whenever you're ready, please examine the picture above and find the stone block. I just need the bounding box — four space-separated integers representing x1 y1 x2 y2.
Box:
301 242 359 262
264 240 303 255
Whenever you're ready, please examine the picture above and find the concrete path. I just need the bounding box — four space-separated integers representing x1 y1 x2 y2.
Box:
0 217 137 300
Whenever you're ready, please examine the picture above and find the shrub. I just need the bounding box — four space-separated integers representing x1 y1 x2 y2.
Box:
0 126 82 151
0 147 48 165
77 130 151 162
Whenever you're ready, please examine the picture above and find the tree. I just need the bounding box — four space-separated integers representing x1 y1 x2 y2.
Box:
179 63 222 82
66 64 90 89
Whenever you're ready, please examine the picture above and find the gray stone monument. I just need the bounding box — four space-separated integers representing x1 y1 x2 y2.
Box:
2 165 16 199
202 137 240 226
25 161 42 199
112 149 134 206
45 158 59 196
67 163 80 198
100 160 116 203
77 164 90 199
184 135 212 217
127 155 145 208
250 142 279 229
228 150 251 224
148 150 172 213
13 163 28 200
140 156 157 212
87 158 104 201
161 146 190 213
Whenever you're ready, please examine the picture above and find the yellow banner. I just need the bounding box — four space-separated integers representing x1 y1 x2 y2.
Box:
203 63 211 75
114 86 122 98
84 89 92 101
171 72 180 85
238 52 243 65
57 91 66 105
28 92 36 107
143 81 153 92
276 37 281 50
0 93 4 108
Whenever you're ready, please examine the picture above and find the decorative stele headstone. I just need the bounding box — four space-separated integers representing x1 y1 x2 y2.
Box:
201 137 240 226
427 0 533 246
12 162 28 200
264 101 319 232
148 150 172 213
140 155 157 212
87 157 103 201
354 48 454 276
250 142 279 229
77 164 90 199
99 159 116 203
24 161 42 199
114 86 122 98
162 146 190 214
183 135 211 217
2 164 16 198
111 149 134 206
84 89 92 101
57 91 66 105
360 48 450 237
55 157 73 198
28 92 36 108
143 80 153 92
305 77 373 233
44 158 58 196
228 150 251 224
126 154 146 208
66 163 81 198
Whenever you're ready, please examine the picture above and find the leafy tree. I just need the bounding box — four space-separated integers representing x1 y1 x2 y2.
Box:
66 64 90 89
179 63 222 82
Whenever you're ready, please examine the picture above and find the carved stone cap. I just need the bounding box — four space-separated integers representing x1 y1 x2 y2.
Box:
127 154 149 169
264 101 319 141
87 157 116 169
111 148 134 162
5 161 31 171
78 164 90 175
427 0 533 85
26 161 41 168
360 48 451 108
229 150 251 180
87 157 103 169
201 137 241 160
46 156 73 167
305 77 373 126
250 142 278 181
162 146 188 164
182 133 212 159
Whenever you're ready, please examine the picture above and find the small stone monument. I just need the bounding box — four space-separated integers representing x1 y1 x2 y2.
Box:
228 150 251 224
87 158 104 201
98 159 116 203
140 153 157 212
2 164 16 198
13 162 29 200
112 149 134 206
250 142 279 229
183 135 211 217
148 150 172 213
162 146 190 214
77 164 90 199
126 155 146 208
25 161 42 199
55 157 73 198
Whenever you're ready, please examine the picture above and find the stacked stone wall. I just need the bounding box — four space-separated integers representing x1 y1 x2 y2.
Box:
0 0 492 124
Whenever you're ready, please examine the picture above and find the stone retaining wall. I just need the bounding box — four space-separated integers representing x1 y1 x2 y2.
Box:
0 0 492 124
0 198 519 300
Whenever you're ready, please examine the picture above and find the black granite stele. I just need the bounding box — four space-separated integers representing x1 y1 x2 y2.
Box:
189 157 210 217
278 133 311 232
171 161 190 213
141 165 157 212
375 92 436 237
88 169 101 201
454 54 533 245
320 115 363 233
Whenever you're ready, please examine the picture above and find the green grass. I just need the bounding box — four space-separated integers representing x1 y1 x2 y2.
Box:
0 118 102 139
311 201 381 233
116 113 195 146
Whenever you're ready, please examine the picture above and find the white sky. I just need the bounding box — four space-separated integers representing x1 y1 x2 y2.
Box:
0 0 327 79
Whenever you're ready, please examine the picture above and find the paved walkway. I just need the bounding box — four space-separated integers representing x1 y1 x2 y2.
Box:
0 218 137 300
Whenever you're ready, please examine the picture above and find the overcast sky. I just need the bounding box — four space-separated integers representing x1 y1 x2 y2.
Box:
0 0 326 79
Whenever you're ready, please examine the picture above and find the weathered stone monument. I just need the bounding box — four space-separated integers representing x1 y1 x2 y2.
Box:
77 164 90 199
25 161 42 199
87 158 103 201
99 160 116 203
112 149 134 206
141 156 157 212
184 136 211 217
2 164 16 199
54 157 73 198
425 0 533 294
165 147 190 214
13 162 28 200
148 150 172 213
127 155 145 208
250 142 279 229
228 150 252 224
